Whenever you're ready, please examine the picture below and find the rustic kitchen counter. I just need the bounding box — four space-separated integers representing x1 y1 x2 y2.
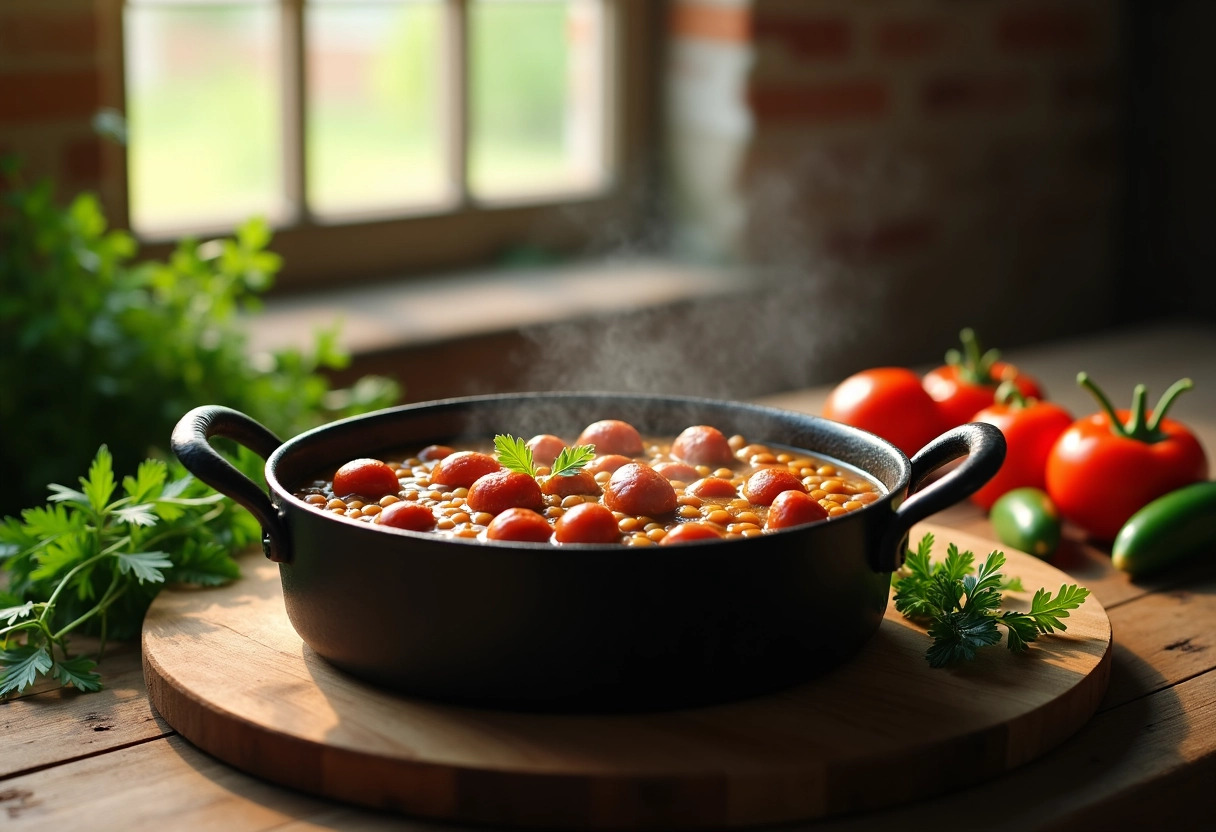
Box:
4 320 1215 830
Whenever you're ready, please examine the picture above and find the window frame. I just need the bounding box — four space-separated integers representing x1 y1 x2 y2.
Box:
98 0 661 292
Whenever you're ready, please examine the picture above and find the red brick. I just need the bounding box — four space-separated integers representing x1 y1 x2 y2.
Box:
754 16 852 60
668 2 751 43
0 10 97 58
922 74 1031 115
997 8 1093 53
750 79 888 122
874 18 945 59
825 217 937 261
0 69 101 122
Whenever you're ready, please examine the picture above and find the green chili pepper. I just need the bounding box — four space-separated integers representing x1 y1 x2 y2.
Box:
990 487 1061 561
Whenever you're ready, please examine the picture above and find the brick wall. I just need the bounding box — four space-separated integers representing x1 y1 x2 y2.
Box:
0 0 119 205
666 0 1124 376
3 0 1133 387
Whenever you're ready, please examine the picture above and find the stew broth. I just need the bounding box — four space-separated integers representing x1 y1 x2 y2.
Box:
292 421 884 545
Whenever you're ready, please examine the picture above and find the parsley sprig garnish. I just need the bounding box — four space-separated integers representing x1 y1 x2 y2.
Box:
892 533 1090 667
0 446 254 697
494 434 595 478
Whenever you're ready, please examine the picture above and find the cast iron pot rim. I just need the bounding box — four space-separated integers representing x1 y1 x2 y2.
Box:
262 390 913 553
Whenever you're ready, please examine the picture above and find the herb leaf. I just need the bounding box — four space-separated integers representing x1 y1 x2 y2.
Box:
550 444 595 477
114 551 173 584
0 645 53 696
52 655 102 692
926 610 1003 667
893 533 1089 666
0 602 36 626
495 435 596 479
82 447 117 514
0 446 256 698
494 434 537 477
1000 584 1091 653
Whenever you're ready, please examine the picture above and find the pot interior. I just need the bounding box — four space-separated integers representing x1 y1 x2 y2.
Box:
268 392 909 517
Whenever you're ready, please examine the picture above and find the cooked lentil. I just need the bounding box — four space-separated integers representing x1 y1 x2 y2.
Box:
292 426 884 545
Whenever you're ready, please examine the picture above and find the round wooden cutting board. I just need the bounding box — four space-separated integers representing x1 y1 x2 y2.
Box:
142 522 1112 830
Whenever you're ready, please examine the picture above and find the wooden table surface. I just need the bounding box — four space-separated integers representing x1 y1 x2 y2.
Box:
5 320 1216 831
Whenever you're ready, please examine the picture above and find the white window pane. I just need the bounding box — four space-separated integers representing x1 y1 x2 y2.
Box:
124 2 285 234
469 0 607 201
306 1 450 218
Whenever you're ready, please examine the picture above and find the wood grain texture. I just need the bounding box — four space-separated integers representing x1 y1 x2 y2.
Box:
0 639 169 779
6 659 1214 832
140 522 1111 830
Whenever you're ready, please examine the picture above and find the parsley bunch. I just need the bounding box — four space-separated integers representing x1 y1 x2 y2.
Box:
0 156 399 516
892 533 1090 667
494 434 595 478
0 446 258 696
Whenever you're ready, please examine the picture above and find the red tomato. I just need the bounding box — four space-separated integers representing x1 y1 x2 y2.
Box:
923 363 1043 428
823 367 947 458
603 463 677 517
576 420 644 456
922 328 1044 428
585 454 633 475
467 470 545 515
743 468 805 506
526 434 567 467
659 522 724 545
686 476 738 498
539 470 602 498
1045 375 1208 541
969 390 1074 511
765 490 829 531
332 458 400 499
376 501 437 531
671 425 735 466
554 502 620 544
432 451 502 488
486 508 554 543
653 461 700 482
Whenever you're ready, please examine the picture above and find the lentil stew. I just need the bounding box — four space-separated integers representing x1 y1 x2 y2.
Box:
292 420 884 545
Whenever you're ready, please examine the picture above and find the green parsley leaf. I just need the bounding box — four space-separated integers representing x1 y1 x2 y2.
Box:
123 458 168 506
1000 584 1091 653
550 444 595 477
926 609 1003 667
0 447 248 698
494 434 537 477
0 601 35 626
82 446 117 514
47 484 89 506
52 655 102 692
0 645 53 696
893 533 1089 667
114 503 158 527
166 539 242 586
114 551 173 584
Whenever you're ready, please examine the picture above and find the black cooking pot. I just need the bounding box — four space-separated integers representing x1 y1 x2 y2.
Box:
172 393 1004 712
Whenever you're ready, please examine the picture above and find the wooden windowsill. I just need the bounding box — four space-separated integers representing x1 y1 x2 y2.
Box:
245 257 745 361
243 258 751 403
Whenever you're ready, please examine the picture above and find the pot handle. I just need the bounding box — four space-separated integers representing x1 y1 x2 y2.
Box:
171 405 291 563
875 422 1006 573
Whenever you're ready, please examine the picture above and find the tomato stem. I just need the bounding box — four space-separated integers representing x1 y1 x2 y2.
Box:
995 380 1030 409
1077 373 1192 443
947 328 1001 386
1147 377 1194 434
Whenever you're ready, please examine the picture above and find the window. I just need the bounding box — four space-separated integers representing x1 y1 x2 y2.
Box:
111 0 655 287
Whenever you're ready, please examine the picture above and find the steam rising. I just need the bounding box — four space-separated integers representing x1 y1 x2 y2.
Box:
514 263 890 400
501 140 933 401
